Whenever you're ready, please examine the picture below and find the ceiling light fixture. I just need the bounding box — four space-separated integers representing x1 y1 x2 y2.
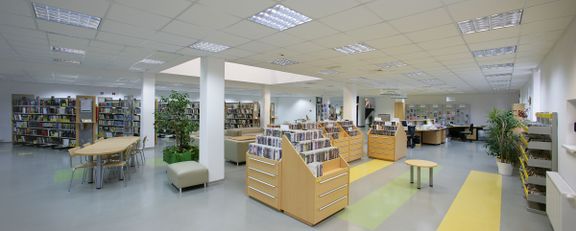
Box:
457 9 523 35
271 57 298 66
472 45 517 58
189 41 230 53
51 46 86 55
129 67 146 72
139 59 165 65
403 71 426 78
480 63 514 71
318 69 339 75
32 2 101 30
375 61 407 69
249 4 312 31
334 43 376 55
53 58 80 64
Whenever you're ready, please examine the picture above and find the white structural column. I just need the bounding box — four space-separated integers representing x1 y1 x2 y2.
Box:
343 85 358 125
141 73 155 148
200 57 225 182
261 86 271 127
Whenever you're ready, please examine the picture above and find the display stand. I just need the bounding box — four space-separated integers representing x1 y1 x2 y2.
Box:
281 135 349 226
368 122 407 161
519 112 557 214
319 121 364 162
246 153 282 210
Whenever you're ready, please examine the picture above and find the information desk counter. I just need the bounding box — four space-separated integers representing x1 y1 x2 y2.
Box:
405 128 447 145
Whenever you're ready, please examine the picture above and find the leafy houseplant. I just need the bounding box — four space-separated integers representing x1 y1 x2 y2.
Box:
485 108 525 175
155 91 199 164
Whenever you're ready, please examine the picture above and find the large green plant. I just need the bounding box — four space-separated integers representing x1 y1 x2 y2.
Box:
485 108 524 164
155 91 198 154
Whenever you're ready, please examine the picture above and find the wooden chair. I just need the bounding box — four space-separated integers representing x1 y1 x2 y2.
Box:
137 136 147 164
102 144 134 187
68 147 96 192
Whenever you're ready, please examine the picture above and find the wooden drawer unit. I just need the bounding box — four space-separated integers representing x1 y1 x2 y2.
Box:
368 125 407 162
246 153 282 210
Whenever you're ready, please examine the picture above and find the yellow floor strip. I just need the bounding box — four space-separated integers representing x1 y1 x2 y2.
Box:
349 159 393 183
437 171 502 231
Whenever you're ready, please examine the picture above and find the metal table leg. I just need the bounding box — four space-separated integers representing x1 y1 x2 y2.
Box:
429 168 433 187
87 156 94 184
96 156 103 189
120 152 124 181
417 167 421 189
410 166 414 183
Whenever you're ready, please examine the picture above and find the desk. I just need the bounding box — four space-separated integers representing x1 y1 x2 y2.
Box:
405 159 438 189
448 125 484 141
74 136 140 189
406 128 447 145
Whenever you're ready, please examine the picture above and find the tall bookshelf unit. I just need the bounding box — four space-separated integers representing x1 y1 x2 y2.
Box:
225 102 260 129
519 112 557 214
368 121 407 161
12 95 77 148
97 97 140 138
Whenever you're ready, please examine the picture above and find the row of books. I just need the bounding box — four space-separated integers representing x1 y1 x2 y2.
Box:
371 121 397 136
98 120 126 127
14 130 75 138
15 107 75 115
264 128 283 137
294 138 331 152
326 132 340 139
14 122 75 129
285 130 323 143
99 114 127 120
288 122 318 130
226 114 254 119
300 147 339 164
248 143 282 160
256 136 282 148
13 136 76 147
14 96 76 107
13 114 75 123
99 108 128 114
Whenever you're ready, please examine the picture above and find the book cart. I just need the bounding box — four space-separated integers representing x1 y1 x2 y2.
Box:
368 121 407 161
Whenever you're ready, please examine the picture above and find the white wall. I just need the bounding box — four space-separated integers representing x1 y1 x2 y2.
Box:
405 93 518 125
273 97 316 123
373 96 396 119
519 76 533 119
535 17 576 189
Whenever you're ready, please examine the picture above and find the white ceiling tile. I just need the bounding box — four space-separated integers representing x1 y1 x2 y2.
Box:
519 30 564 44
0 0 34 17
283 0 360 19
405 24 460 42
198 0 275 18
225 21 278 40
47 34 90 48
100 20 157 39
258 33 305 48
383 44 423 55
88 40 124 53
114 0 192 17
389 8 453 33
462 26 519 44
200 31 250 47
141 41 182 53
107 3 172 30
96 31 147 47
37 0 110 17
162 20 210 39
286 21 339 40
367 35 413 49
0 14 37 30
523 0 576 23
150 32 196 46
520 16 574 35
418 36 465 50
237 41 279 54
37 21 97 39
320 7 382 31
178 3 242 30
525 0 558 7
0 26 46 41
365 0 444 21
310 33 356 48
344 23 399 41
447 0 525 21
467 38 518 50
427 45 470 56
284 42 328 54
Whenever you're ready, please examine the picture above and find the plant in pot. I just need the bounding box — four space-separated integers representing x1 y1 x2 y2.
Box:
485 108 526 175
155 91 199 164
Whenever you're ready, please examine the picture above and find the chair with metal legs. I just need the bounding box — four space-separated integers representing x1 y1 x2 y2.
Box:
68 147 96 192
103 144 134 187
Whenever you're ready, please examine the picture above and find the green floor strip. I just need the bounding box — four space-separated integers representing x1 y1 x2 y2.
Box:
17 152 33 156
339 167 442 230
53 169 83 183
147 157 167 167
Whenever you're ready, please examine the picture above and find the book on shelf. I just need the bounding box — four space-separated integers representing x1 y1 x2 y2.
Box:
370 121 397 136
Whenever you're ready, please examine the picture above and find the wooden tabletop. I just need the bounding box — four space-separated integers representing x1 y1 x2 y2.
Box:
405 159 438 168
228 135 256 141
74 136 140 156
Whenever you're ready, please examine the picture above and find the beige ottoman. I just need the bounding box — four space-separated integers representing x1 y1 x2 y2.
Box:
167 161 209 194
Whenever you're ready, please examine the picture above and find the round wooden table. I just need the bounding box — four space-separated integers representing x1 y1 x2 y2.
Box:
404 159 438 189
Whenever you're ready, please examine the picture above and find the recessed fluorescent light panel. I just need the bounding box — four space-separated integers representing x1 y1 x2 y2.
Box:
271 57 298 66
318 69 339 75
480 63 514 71
53 58 80 64
189 41 230 53
250 4 312 31
485 73 512 81
32 2 101 30
472 46 517 58
51 46 85 55
139 59 165 65
404 71 426 78
334 43 376 55
129 67 146 72
376 61 407 69
458 9 523 34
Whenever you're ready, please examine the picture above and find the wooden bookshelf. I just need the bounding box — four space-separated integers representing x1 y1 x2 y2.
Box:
97 97 140 138
246 154 282 210
319 121 364 162
368 122 407 161
281 135 350 225
12 95 78 148
225 102 260 129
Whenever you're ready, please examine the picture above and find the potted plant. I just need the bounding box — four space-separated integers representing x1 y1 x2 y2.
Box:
485 108 525 175
155 91 199 164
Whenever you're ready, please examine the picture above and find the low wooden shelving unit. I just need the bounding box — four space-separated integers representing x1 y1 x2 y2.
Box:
246 153 282 210
319 121 364 162
368 121 407 161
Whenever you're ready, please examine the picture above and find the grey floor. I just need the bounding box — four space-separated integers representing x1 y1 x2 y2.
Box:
0 137 553 231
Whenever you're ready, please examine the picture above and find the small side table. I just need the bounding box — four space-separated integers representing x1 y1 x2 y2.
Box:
404 159 438 189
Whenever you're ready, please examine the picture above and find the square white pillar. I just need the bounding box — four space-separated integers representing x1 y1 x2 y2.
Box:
261 86 271 127
200 57 225 182
141 74 155 148
343 85 357 124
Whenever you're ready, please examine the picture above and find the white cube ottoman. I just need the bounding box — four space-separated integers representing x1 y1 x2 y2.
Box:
167 161 208 194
